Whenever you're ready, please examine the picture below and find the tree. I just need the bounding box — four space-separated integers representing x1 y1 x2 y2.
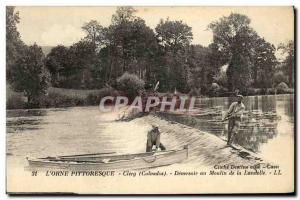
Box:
155 19 193 92
155 18 193 53
208 13 258 92
98 6 158 84
226 51 253 94
111 6 137 25
278 40 294 87
45 41 97 89
252 37 278 88
67 40 97 89
163 50 189 92
11 44 48 106
188 44 224 94
273 71 288 86
6 6 25 81
82 20 105 52
45 45 70 87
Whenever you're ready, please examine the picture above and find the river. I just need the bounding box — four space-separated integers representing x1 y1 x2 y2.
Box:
6 94 294 169
198 94 294 165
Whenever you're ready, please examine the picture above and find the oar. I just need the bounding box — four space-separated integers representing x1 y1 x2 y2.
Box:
221 116 230 122
221 108 243 122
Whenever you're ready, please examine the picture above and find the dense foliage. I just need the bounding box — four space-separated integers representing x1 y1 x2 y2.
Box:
6 7 294 108
116 72 145 97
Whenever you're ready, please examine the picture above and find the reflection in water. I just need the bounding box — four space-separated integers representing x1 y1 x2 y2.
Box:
284 95 295 123
6 108 67 133
157 94 294 154
7 109 47 117
6 117 44 133
6 110 47 133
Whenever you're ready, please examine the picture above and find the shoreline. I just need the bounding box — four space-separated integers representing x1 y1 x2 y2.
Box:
6 93 294 111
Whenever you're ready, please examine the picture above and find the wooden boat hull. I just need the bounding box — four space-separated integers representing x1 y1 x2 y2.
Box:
27 147 188 171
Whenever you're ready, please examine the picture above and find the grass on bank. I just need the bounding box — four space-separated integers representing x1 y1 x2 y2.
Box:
6 85 294 110
6 84 26 109
7 86 119 109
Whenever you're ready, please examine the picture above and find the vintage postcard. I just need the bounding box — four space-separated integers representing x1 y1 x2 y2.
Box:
6 6 295 194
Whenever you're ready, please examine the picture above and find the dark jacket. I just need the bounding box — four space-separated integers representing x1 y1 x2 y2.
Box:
147 128 161 148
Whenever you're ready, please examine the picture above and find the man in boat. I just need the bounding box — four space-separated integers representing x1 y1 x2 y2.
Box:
223 94 245 145
146 124 166 152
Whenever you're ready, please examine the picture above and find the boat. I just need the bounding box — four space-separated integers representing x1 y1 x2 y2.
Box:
26 146 188 171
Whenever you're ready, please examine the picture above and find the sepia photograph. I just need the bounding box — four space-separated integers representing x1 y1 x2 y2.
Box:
6 6 295 194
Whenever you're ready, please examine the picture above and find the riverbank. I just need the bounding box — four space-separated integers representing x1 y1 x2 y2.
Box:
7 85 294 110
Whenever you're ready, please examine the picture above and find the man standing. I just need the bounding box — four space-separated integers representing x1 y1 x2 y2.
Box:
223 95 245 145
146 125 166 152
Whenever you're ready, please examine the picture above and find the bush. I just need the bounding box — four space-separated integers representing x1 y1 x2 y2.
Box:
213 70 227 87
116 72 145 97
285 88 295 94
45 91 82 107
41 86 119 107
189 87 201 96
274 71 288 86
216 86 229 97
6 85 26 109
246 88 278 96
246 86 293 95
210 83 220 90
276 82 289 93
208 83 229 97
276 82 293 94
266 88 276 95
85 86 120 105
246 88 261 96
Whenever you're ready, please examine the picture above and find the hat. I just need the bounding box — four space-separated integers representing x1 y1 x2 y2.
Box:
237 94 244 98
152 124 159 129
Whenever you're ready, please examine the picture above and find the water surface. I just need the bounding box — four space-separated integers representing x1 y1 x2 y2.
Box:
158 94 294 164
6 94 294 167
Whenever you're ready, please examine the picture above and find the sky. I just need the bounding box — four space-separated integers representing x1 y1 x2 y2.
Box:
15 6 294 48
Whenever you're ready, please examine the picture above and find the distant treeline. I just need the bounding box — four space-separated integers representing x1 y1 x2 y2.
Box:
6 7 294 108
